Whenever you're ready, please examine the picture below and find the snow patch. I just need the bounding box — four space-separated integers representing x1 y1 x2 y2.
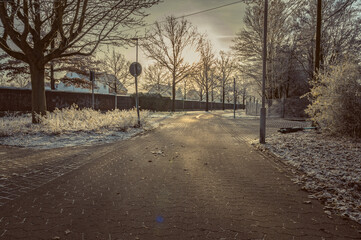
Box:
255 131 361 224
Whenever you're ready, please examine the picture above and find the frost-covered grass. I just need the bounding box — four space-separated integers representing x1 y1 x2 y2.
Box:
0 107 181 149
0 106 177 149
255 131 361 224
0 106 152 136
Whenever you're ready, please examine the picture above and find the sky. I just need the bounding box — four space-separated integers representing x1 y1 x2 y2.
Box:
122 0 247 66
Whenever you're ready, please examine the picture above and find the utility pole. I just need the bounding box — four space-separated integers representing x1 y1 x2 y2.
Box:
260 0 268 144
315 0 322 75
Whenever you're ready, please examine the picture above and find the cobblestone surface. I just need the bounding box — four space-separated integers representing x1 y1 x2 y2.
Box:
0 142 118 207
0 112 360 239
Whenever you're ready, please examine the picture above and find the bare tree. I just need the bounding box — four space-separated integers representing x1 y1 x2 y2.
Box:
0 0 160 122
0 52 30 87
189 63 205 102
142 16 198 111
236 77 251 106
318 0 360 68
99 49 132 94
196 35 215 112
142 63 170 94
215 51 235 110
232 0 301 100
0 50 102 88
282 0 361 99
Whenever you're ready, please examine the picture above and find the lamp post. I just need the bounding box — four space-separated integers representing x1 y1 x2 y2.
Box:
131 38 141 126
260 0 268 144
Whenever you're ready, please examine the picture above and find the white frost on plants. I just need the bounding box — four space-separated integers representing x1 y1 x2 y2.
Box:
255 131 361 224
0 106 177 149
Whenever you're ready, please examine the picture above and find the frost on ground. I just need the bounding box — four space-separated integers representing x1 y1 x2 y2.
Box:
0 106 178 149
255 131 361 224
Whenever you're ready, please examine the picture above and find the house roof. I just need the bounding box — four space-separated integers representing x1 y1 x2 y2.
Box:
98 73 128 94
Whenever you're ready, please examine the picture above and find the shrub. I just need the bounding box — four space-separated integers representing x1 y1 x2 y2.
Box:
0 105 151 136
305 60 361 138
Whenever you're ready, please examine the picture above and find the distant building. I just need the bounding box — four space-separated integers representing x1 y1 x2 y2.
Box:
147 84 183 99
56 72 108 94
56 72 127 95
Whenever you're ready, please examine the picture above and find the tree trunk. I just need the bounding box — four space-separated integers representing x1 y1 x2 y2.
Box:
171 72 176 112
205 88 209 112
114 81 117 110
222 80 225 110
50 63 55 90
30 63 47 123
205 70 209 112
50 40 55 90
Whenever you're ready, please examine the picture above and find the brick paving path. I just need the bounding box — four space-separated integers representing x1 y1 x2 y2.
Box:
0 144 114 207
0 112 360 239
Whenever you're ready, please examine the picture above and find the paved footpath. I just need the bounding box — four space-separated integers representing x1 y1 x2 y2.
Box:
0 112 360 239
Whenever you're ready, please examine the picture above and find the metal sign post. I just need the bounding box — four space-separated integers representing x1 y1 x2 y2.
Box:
130 38 142 126
129 62 142 126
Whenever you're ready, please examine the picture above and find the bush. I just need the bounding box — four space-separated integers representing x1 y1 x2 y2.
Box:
305 60 361 138
0 105 151 136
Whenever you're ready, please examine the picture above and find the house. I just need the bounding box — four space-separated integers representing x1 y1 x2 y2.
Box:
99 73 128 95
56 72 128 95
55 72 128 95
147 84 183 99
56 72 109 94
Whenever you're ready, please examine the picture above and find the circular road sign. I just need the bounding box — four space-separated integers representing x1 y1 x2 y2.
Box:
129 62 142 77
